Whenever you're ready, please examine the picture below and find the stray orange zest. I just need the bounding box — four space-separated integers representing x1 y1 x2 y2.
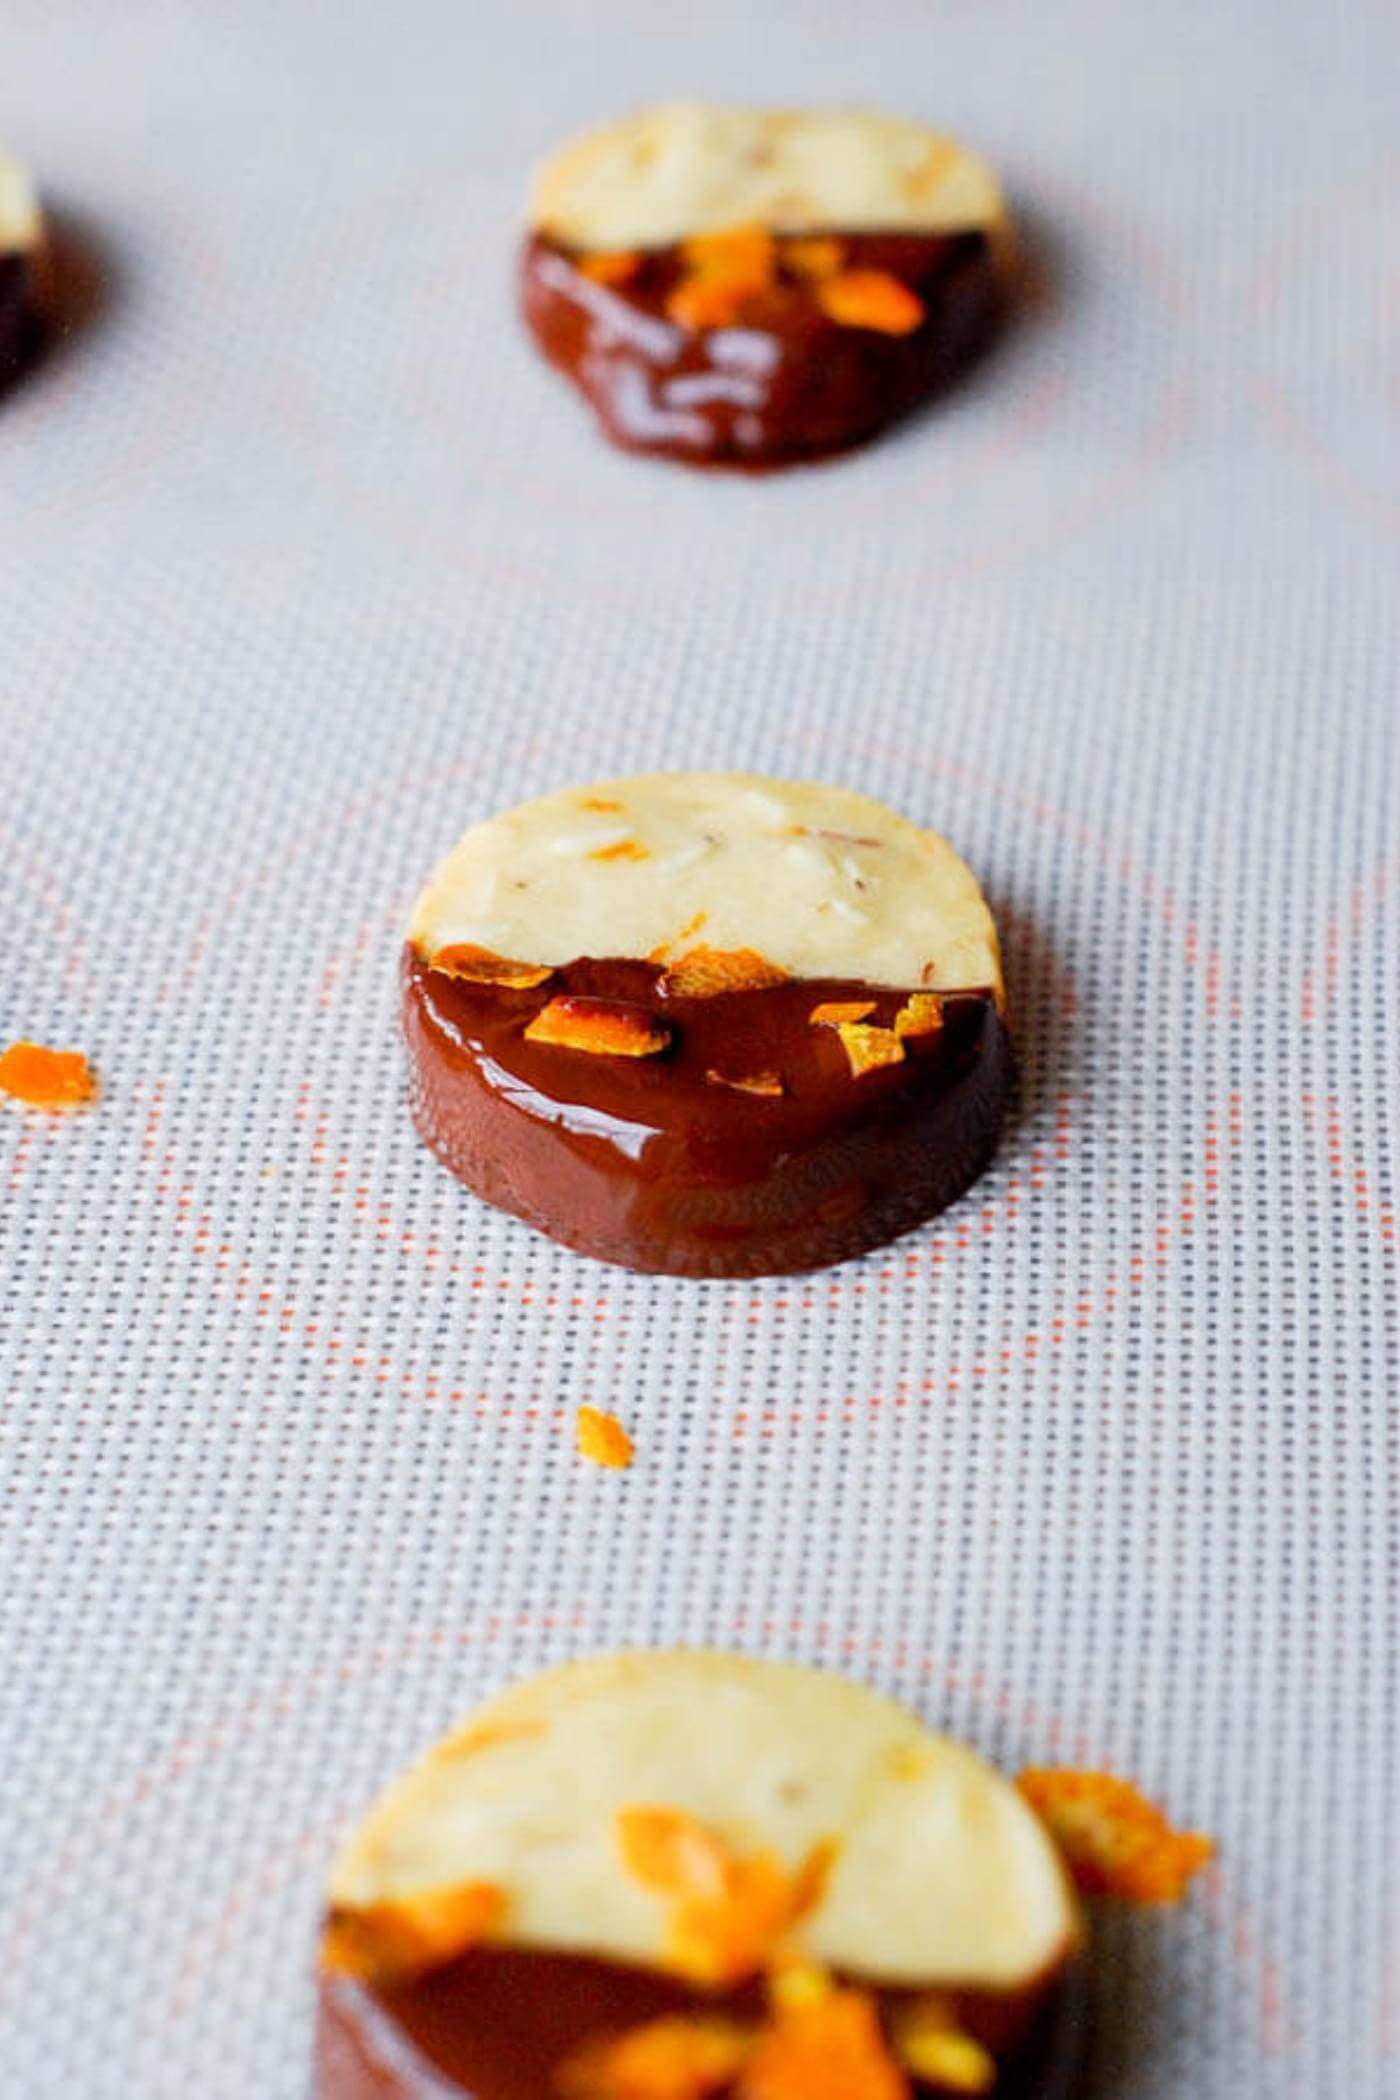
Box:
581 796 624 812
835 1023 905 1078
781 236 846 282
892 993 943 1039
706 1070 784 1098
321 1881 507 1982
589 838 651 863
617 1809 833 1986
663 947 789 999
428 943 554 990
525 997 671 1058
1017 1769 1214 1902
0 1041 97 1110
741 1983 908 2100
580 250 643 287
557 2016 752 2100
809 1000 876 1027
577 1405 634 1470
816 270 925 336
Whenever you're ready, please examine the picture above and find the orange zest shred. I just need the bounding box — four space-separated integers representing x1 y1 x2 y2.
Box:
667 223 777 331
576 1405 634 1470
816 270 925 336
557 2016 753 2100
580 250 643 287
321 1881 508 1982
525 997 671 1058
891 1997 995 2094
809 1000 876 1027
589 838 651 863
741 1982 908 2100
680 225 777 277
1017 1768 1214 1902
662 947 789 999
706 1070 784 1098
892 993 944 1040
781 236 846 282
428 943 555 990
0 1041 98 1110
616 1809 834 1987
581 796 624 812
835 1023 906 1079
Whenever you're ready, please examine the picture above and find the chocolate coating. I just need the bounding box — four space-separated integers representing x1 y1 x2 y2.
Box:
403 950 1011 1276
519 229 1002 466
317 1946 1080 2100
0 253 34 384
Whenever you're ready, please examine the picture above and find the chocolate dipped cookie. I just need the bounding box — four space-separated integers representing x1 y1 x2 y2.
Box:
317 1651 1084 2100
521 104 1011 466
0 146 43 384
402 772 1012 1276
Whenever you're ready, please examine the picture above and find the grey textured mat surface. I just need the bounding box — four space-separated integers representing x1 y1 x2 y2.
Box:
1 2 1396 2094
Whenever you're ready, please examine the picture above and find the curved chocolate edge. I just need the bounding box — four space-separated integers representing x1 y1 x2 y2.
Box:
0 253 37 389
402 948 1012 1278
316 1946 1083 2100
519 229 1003 467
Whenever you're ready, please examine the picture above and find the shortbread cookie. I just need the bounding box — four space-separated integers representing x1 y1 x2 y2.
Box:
317 1651 1083 2099
402 773 1011 1275
0 146 43 383
520 104 1011 465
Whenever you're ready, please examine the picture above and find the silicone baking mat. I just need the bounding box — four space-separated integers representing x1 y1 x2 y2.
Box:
2 2 1396 2094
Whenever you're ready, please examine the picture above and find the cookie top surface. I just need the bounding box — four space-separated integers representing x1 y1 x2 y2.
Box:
407 773 1002 999
0 146 40 255
328 1651 1078 1991
528 102 1006 253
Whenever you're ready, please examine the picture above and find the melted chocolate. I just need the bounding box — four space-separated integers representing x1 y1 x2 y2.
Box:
317 1945 1079 2100
519 229 1001 466
0 253 34 386
403 950 1012 1276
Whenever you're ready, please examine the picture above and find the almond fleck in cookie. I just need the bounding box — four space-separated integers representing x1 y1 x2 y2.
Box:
0 146 44 385
520 104 1012 466
402 772 1011 1276
316 1652 1084 2100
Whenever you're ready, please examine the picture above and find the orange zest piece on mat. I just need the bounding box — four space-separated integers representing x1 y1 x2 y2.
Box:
835 1023 906 1078
617 1809 835 1986
662 947 789 998
576 1405 634 1470
321 1881 508 1982
589 838 651 862
580 250 643 288
428 944 555 990
742 1977 908 2100
781 236 846 282
892 993 944 1039
706 1069 784 1097
0 1041 97 1110
816 270 925 336
667 223 777 330
1017 1768 1214 1902
557 2016 753 2100
524 997 671 1057
809 1000 876 1027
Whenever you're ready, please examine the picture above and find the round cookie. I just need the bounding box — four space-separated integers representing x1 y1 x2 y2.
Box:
520 103 1012 466
402 772 1012 1276
317 1651 1083 2100
0 146 43 384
